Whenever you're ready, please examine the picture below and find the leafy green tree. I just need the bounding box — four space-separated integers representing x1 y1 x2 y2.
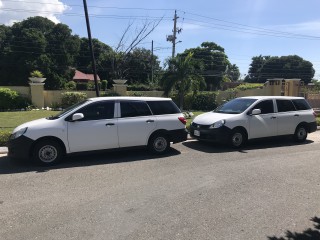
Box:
181 42 233 90
161 53 205 110
0 17 80 89
246 55 315 84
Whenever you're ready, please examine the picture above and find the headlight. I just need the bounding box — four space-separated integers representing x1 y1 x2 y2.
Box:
209 120 225 129
10 127 28 140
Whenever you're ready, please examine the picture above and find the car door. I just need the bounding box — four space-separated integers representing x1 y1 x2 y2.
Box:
276 99 299 135
117 100 156 147
66 100 119 153
248 99 277 139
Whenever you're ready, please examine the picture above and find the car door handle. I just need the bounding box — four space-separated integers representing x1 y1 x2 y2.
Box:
146 120 154 123
105 123 115 126
270 116 276 119
294 114 299 117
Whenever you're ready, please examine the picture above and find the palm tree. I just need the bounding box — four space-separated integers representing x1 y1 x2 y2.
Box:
161 52 205 110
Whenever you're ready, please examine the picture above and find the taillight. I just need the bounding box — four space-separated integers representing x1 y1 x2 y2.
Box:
178 116 187 125
313 111 317 117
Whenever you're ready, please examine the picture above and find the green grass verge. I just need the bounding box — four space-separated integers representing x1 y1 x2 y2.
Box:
0 110 59 146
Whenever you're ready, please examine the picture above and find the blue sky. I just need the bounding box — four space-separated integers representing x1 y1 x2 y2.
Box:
1 0 320 79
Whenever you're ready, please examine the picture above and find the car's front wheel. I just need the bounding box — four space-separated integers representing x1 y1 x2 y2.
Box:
148 134 170 154
32 139 63 166
229 129 247 148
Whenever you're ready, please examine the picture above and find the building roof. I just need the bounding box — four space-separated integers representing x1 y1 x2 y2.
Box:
73 70 100 81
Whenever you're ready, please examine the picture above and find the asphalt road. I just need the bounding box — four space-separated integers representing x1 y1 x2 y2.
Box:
0 132 320 240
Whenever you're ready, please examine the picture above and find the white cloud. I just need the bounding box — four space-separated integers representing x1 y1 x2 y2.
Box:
0 0 69 25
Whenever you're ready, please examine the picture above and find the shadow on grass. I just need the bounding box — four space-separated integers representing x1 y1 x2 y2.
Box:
268 216 320 240
183 136 314 153
0 147 181 175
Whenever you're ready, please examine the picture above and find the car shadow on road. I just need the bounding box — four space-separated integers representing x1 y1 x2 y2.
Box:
183 137 314 153
267 216 320 239
0 148 181 175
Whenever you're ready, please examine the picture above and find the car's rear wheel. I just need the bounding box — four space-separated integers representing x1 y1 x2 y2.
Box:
229 129 247 148
294 125 308 142
148 134 170 154
32 139 63 166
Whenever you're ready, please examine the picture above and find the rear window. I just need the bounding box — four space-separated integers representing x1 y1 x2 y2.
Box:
120 101 152 118
276 99 296 112
147 100 181 115
292 99 311 110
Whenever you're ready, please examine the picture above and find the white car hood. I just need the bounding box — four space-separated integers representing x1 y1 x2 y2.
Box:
193 112 237 125
13 118 51 133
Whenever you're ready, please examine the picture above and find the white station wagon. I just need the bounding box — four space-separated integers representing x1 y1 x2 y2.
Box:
8 97 188 165
190 96 317 147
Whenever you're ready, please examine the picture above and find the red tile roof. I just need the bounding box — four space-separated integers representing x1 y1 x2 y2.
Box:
73 70 100 81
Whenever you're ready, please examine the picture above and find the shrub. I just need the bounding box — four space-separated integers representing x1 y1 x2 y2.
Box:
102 91 121 97
101 80 108 91
0 130 11 146
127 84 162 91
170 92 217 111
65 81 76 90
233 83 264 91
0 88 31 110
61 92 87 108
30 70 44 78
192 92 217 110
76 83 88 90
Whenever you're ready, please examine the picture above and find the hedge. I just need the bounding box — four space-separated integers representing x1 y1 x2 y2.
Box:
61 92 87 108
0 88 31 110
170 92 217 111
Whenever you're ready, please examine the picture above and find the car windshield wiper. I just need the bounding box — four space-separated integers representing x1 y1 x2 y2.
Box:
46 115 60 120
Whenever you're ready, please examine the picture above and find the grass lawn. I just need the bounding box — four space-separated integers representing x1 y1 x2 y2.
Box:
0 110 59 133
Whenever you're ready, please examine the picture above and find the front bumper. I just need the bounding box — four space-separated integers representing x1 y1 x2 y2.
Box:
7 135 34 159
190 124 232 143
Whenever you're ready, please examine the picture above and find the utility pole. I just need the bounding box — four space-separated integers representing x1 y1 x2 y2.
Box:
166 10 182 58
83 0 99 97
151 40 154 83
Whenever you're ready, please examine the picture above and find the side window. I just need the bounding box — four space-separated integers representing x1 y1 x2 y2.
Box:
292 99 311 110
120 101 151 118
252 100 274 114
276 99 296 112
146 101 181 115
75 101 114 121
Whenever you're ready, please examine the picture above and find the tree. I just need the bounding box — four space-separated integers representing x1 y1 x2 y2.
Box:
246 55 315 84
0 17 80 89
161 53 205 110
181 42 234 90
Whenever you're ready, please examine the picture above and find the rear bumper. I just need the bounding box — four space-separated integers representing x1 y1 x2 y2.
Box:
168 129 188 143
7 135 34 159
308 121 317 133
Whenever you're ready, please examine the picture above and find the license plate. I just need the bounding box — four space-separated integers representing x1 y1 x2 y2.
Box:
194 130 200 137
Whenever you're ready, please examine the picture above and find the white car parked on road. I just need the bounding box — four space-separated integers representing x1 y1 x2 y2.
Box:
190 96 317 147
8 97 188 165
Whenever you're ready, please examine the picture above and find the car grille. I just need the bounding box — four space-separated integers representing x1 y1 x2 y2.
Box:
191 122 211 129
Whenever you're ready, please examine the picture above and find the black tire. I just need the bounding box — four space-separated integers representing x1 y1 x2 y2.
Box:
148 134 170 154
32 139 63 166
294 125 308 142
229 129 247 148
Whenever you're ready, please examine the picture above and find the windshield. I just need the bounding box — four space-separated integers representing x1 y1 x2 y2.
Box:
47 100 90 120
214 98 257 114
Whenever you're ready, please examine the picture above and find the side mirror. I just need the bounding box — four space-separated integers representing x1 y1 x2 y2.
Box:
251 109 261 115
72 113 84 121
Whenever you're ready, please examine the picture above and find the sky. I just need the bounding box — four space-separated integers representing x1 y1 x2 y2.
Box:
1 0 320 79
